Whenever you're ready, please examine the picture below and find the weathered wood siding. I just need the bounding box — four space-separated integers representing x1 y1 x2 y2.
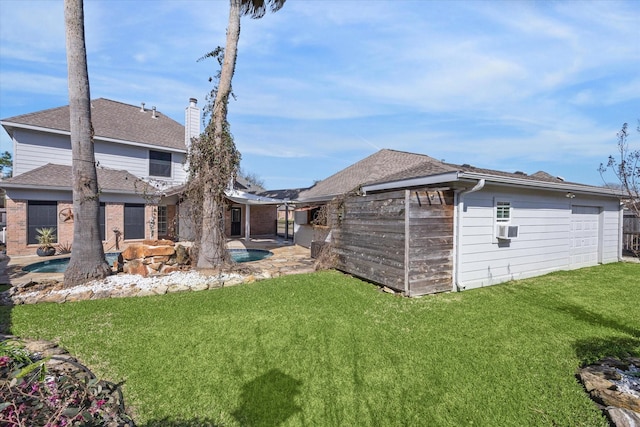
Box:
406 189 454 295
332 188 454 296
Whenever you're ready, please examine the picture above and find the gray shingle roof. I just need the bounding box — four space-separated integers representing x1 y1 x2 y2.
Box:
298 149 441 201
257 187 309 201
298 148 603 202
2 98 185 151
0 163 158 194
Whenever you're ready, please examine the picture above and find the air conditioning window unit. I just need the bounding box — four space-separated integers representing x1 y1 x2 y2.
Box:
497 224 519 240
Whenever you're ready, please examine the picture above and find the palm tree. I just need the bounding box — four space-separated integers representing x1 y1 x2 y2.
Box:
63 0 111 286
196 0 286 268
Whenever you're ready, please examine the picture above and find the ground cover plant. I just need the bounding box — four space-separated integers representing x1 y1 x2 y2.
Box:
6 263 640 426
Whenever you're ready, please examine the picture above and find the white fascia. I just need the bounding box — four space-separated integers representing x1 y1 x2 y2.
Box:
361 172 462 194
1 122 186 154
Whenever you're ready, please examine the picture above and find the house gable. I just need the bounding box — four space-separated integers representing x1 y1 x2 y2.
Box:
2 98 185 151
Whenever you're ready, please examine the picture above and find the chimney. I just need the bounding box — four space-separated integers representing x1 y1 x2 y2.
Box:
184 98 200 149
151 106 157 119
140 102 145 112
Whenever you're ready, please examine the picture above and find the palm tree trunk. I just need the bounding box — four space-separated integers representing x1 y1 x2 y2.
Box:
63 0 111 286
196 0 242 268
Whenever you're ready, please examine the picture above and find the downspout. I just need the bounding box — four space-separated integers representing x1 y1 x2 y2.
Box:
452 179 485 292
618 201 624 261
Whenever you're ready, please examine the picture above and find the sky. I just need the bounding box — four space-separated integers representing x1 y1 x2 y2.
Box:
1 0 639 190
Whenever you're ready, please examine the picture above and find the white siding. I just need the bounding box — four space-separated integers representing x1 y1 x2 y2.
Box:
12 128 187 185
458 185 621 290
13 130 72 176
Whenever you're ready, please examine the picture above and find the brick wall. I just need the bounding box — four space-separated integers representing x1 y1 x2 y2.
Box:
5 199 164 257
57 202 74 248
222 204 277 238
6 198 28 256
250 205 277 236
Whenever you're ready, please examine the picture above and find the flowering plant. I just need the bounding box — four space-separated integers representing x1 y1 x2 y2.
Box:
0 339 134 426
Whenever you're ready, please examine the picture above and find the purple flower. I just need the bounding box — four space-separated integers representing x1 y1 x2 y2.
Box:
0 355 10 366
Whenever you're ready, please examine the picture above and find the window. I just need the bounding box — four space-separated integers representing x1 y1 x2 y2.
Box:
99 203 106 241
124 203 145 240
149 150 171 177
28 201 57 245
496 201 511 223
157 205 167 235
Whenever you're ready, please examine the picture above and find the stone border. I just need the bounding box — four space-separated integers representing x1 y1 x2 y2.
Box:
576 357 640 427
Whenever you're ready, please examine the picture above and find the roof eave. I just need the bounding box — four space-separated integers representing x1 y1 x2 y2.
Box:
0 182 149 195
361 170 624 198
0 121 187 153
362 172 463 193
458 171 625 197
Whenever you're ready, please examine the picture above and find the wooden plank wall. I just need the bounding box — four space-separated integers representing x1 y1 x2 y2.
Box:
406 189 454 295
331 190 407 291
331 188 455 296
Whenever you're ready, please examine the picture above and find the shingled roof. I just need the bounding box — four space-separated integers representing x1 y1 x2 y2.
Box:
1 98 185 151
298 149 440 201
1 163 158 194
298 148 613 202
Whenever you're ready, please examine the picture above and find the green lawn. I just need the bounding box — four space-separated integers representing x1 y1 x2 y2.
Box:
6 263 640 426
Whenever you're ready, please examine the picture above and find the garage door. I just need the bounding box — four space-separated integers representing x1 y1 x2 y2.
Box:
570 206 600 268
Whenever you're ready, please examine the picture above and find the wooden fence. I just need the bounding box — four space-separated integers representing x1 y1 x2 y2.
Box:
623 214 640 255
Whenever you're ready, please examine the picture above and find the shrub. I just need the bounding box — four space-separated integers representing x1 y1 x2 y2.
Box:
0 339 135 426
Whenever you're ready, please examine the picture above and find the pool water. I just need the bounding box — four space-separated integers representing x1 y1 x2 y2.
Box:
23 253 121 274
23 249 273 273
229 249 273 263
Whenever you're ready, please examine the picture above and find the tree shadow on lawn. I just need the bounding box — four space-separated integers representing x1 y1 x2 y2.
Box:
555 303 640 339
142 369 303 427
558 303 640 365
574 336 640 366
231 368 303 427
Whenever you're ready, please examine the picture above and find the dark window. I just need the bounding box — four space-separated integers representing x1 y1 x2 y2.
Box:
99 203 106 241
149 150 171 177
124 203 145 240
28 201 57 245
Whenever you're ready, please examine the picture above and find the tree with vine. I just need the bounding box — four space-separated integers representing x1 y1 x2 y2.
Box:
187 0 286 268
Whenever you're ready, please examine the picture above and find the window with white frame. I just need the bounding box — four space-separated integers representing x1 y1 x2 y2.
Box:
157 205 167 235
496 201 511 223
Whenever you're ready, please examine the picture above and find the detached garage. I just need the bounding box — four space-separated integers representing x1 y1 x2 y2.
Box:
295 149 624 296
330 159 623 296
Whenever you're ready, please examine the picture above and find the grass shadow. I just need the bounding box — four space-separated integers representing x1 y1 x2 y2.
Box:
231 368 302 427
555 302 640 338
574 336 640 366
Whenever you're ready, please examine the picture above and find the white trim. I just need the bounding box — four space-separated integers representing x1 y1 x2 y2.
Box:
362 172 461 193
0 121 187 154
361 170 623 199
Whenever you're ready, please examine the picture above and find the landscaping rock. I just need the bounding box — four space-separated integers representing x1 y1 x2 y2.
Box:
578 357 640 427
143 239 174 246
175 244 190 264
606 407 640 427
143 245 175 257
592 389 640 413
167 283 191 293
65 289 93 302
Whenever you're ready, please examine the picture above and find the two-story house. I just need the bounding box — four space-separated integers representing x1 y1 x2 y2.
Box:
0 98 280 257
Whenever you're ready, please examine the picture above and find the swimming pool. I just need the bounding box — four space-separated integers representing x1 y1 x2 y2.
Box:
228 248 273 263
23 249 273 273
